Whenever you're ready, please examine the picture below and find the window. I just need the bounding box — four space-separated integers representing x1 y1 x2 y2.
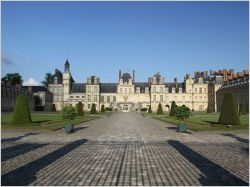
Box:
195 88 197 93
88 95 91 101
76 96 79 98
160 87 163 93
88 104 91 109
87 87 91 93
101 96 104 102
113 96 116 102
70 96 74 98
107 96 110 102
153 87 156 93
199 105 203 110
120 88 122 93
160 95 163 102
94 95 98 102
204 88 207 93
199 88 202 93
153 95 156 102
129 88 132 93
94 87 97 93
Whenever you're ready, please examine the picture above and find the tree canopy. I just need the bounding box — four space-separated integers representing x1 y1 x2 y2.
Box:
2 73 23 86
41 73 53 88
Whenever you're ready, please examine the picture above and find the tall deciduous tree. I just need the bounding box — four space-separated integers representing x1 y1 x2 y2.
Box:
1 73 23 86
41 73 53 88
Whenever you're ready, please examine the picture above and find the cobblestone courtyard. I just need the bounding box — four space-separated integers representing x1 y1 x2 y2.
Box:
1 112 249 186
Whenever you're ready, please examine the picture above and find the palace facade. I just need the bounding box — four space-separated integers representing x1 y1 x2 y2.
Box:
48 60 210 112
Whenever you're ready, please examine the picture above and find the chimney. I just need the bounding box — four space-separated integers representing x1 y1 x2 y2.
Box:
174 77 178 88
205 71 208 78
132 70 135 83
230 69 234 79
222 69 227 82
28 86 32 93
119 70 121 79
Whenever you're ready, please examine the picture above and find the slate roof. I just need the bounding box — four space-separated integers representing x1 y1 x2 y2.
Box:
100 83 117 93
134 82 149 93
71 83 86 93
22 86 51 93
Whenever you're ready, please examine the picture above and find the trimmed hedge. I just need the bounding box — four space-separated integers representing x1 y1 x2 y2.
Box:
218 92 241 125
12 94 32 124
169 101 177 116
157 103 163 115
90 103 97 114
77 101 84 116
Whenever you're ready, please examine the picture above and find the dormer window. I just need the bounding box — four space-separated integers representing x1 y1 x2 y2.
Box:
54 77 58 84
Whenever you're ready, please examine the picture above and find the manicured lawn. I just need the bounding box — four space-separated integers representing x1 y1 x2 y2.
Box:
150 113 249 131
1 112 100 131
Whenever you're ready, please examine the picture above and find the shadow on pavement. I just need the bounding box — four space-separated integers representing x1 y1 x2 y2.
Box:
222 133 249 143
167 140 248 186
1 133 40 143
2 143 48 162
74 126 88 131
1 139 88 186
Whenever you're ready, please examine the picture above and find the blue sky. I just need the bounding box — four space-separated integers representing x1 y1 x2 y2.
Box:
1 1 249 85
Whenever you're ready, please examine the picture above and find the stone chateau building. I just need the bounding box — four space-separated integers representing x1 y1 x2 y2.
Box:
48 60 211 112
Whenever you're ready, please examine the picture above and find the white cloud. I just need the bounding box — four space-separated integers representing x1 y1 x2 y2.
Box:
23 78 39 86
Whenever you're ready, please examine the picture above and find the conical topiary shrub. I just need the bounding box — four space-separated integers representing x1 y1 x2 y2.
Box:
157 103 163 115
12 94 32 124
90 103 97 114
169 101 177 117
148 105 152 113
101 104 105 112
218 92 241 125
77 101 84 116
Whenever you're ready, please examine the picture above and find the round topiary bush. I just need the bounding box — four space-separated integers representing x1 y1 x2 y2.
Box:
12 94 32 124
174 105 191 120
218 92 241 125
90 103 97 114
169 101 177 117
62 105 77 123
157 103 163 115
77 101 84 116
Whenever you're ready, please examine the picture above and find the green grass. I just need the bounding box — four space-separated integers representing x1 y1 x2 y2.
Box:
1 112 100 131
150 114 249 131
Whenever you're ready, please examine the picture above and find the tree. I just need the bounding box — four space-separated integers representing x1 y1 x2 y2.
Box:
2 73 23 86
90 103 97 114
148 105 152 113
175 105 191 120
51 104 56 112
169 101 177 117
41 73 53 88
101 104 105 112
157 103 163 115
218 92 241 125
77 101 84 116
239 104 247 116
12 94 32 124
105 107 112 112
